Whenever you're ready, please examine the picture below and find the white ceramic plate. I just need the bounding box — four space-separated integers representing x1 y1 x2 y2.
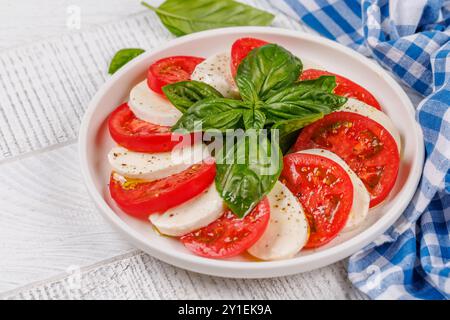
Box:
79 27 424 278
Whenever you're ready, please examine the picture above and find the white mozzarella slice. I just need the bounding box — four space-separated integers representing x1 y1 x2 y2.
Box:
337 98 401 151
247 181 309 261
149 184 224 236
298 149 370 231
191 52 239 98
108 144 208 181
128 80 182 127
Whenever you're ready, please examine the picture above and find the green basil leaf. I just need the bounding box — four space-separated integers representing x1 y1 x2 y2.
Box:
142 0 274 37
162 80 223 113
272 113 324 153
236 44 302 103
242 109 266 130
272 113 324 138
171 98 247 132
215 132 282 217
296 75 337 93
277 130 301 155
263 88 347 122
108 48 145 75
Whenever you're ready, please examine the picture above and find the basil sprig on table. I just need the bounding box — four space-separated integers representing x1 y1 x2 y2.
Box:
166 44 347 217
108 0 274 74
142 0 274 37
108 48 145 75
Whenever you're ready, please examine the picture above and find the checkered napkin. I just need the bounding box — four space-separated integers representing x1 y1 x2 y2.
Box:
271 0 450 299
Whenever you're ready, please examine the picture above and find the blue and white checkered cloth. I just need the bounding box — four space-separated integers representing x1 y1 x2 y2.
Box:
271 0 450 300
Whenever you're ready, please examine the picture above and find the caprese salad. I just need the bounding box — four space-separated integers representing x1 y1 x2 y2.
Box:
106 37 401 261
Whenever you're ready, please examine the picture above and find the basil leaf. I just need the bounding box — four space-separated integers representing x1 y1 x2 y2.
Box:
108 48 145 74
272 113 324 153
162 80 223 113
172 98 247 132
242 109 266 130
236 44 302 103
263 89 347 122
215 132 282 217
142 0 274 37
272 113 324 138
278 130 301 155
296 75 337 93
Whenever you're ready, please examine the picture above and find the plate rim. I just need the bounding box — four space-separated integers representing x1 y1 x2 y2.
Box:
78 26 424 278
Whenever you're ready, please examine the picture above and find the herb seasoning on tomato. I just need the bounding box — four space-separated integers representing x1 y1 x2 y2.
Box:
294 111 399 207
180 198 270 258
281 153 353 248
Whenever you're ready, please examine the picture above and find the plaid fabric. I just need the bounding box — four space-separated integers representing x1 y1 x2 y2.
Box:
271 0 450 299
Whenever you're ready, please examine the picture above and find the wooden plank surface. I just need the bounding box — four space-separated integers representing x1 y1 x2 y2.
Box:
2 251 365 300
0 0 142 50
0 0 365 299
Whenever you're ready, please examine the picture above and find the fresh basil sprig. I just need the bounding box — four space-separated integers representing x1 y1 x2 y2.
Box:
162 80 223 113
172 44 305 131
170 44 347 217
108 48 145 75
142 0 274 37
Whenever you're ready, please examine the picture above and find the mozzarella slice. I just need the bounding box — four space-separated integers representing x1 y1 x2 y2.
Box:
191 52 239 98
337 98 401 151
149 184 224 236
247 181 309 261
108 144 208 181
298 149 370 231
128 80 182 127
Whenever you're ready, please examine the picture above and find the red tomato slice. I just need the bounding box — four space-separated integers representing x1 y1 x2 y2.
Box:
180 198 270 259
231 37 269 77
281 153 353 248
109 161 216 220
293 111 400 207
300 69 382 110
108 103 186 153
147 56 205 94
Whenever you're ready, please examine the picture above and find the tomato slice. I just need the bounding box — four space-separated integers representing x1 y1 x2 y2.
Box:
230 37 269 77
147 56 205 94
300 69 381 110
108 103 186 153
281 153 353 248
109 161 216 220
293 111 399 207
180 198 270 258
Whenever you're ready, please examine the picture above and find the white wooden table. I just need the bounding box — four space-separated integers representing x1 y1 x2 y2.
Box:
0 0 366 300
